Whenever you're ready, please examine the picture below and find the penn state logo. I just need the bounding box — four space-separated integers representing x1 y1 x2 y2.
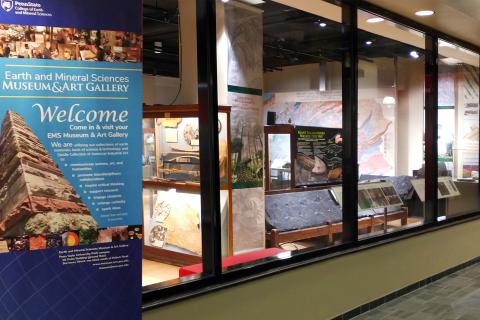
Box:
1 0 14 12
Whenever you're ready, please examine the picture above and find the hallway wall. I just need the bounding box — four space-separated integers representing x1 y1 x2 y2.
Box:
143 219 480 319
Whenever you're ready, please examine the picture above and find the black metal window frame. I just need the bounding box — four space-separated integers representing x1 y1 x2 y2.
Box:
142 0 480 310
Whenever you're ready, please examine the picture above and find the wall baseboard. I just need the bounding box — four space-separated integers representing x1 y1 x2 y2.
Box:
332 256 480 320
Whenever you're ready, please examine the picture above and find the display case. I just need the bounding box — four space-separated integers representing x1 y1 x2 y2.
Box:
142 104 232 266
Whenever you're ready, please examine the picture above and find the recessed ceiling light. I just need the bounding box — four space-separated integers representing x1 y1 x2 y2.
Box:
366 17 385 23
365 41 372 45
410 50 419 59
319 22 327 28
415 10 434 16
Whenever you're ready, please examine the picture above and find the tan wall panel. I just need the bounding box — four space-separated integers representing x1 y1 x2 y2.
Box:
143 219 480 320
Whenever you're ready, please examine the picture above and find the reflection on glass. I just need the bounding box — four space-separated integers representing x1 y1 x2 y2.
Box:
268 134 291 190
142 118 156 179
438 40 480 219
357 10 426 237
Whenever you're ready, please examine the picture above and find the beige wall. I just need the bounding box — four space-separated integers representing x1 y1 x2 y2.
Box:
143 219 480 320
264 62 342 93
396 58 425 176
143 75 180 105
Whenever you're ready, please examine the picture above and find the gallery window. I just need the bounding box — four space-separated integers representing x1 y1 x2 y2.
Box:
211 0 350 274
141 0 480 301
437 40 480 219
142 0 210 288
356 10 426 237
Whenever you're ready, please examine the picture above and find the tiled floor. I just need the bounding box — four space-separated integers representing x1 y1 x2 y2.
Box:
352 263 480 320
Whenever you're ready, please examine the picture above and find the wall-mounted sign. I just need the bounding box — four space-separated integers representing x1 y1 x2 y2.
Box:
295 126 342 186
0 1 142 319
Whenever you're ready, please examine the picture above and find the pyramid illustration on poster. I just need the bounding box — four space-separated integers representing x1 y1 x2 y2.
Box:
0 110 98 240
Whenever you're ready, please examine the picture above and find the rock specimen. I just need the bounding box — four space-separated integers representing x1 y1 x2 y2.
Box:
163 203 201 256
0 111 98 239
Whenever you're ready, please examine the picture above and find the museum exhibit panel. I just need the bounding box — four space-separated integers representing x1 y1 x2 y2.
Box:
437 40 480 219
355 10 426 237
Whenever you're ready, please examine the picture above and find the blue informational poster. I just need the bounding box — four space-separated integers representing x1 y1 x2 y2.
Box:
0 1 142 319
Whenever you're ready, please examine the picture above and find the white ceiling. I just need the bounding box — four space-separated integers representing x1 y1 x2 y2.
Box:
365 0 480 48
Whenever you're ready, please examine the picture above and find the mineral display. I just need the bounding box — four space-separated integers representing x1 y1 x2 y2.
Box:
0 111 98 239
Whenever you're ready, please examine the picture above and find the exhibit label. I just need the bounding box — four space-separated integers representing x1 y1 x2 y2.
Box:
295 126 343 186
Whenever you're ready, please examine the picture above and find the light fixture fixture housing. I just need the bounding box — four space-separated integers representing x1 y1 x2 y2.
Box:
415 10 434 16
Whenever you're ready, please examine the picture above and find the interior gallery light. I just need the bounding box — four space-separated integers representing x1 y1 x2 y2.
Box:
319 22 327 28
154 41 162 54
382 96 396 105
415 10 434 16
410 50 420 59
365 41 373 45
366 17 385 23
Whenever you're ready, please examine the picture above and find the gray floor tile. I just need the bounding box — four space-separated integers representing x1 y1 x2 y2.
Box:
351 263 480 320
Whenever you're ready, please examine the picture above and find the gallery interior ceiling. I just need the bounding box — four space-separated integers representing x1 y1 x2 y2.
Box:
259 1 424 72
142 0 477 77
365 0 480 48
143 0 180 77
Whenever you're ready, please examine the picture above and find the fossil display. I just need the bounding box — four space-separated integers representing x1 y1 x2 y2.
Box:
148 225 167 248
163 203 202 256
183 123 199 146
0 111 98 240
148 191 202 255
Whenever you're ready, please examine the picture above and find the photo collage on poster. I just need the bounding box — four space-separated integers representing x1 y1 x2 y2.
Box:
0 24 142 62
0 109 143 254
0 111 142 253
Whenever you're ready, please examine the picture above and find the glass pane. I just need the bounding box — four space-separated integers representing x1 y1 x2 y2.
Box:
218 0 345 272
438 40 480 219
357 10 426 238
268 134 291 191
141 0 205 288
